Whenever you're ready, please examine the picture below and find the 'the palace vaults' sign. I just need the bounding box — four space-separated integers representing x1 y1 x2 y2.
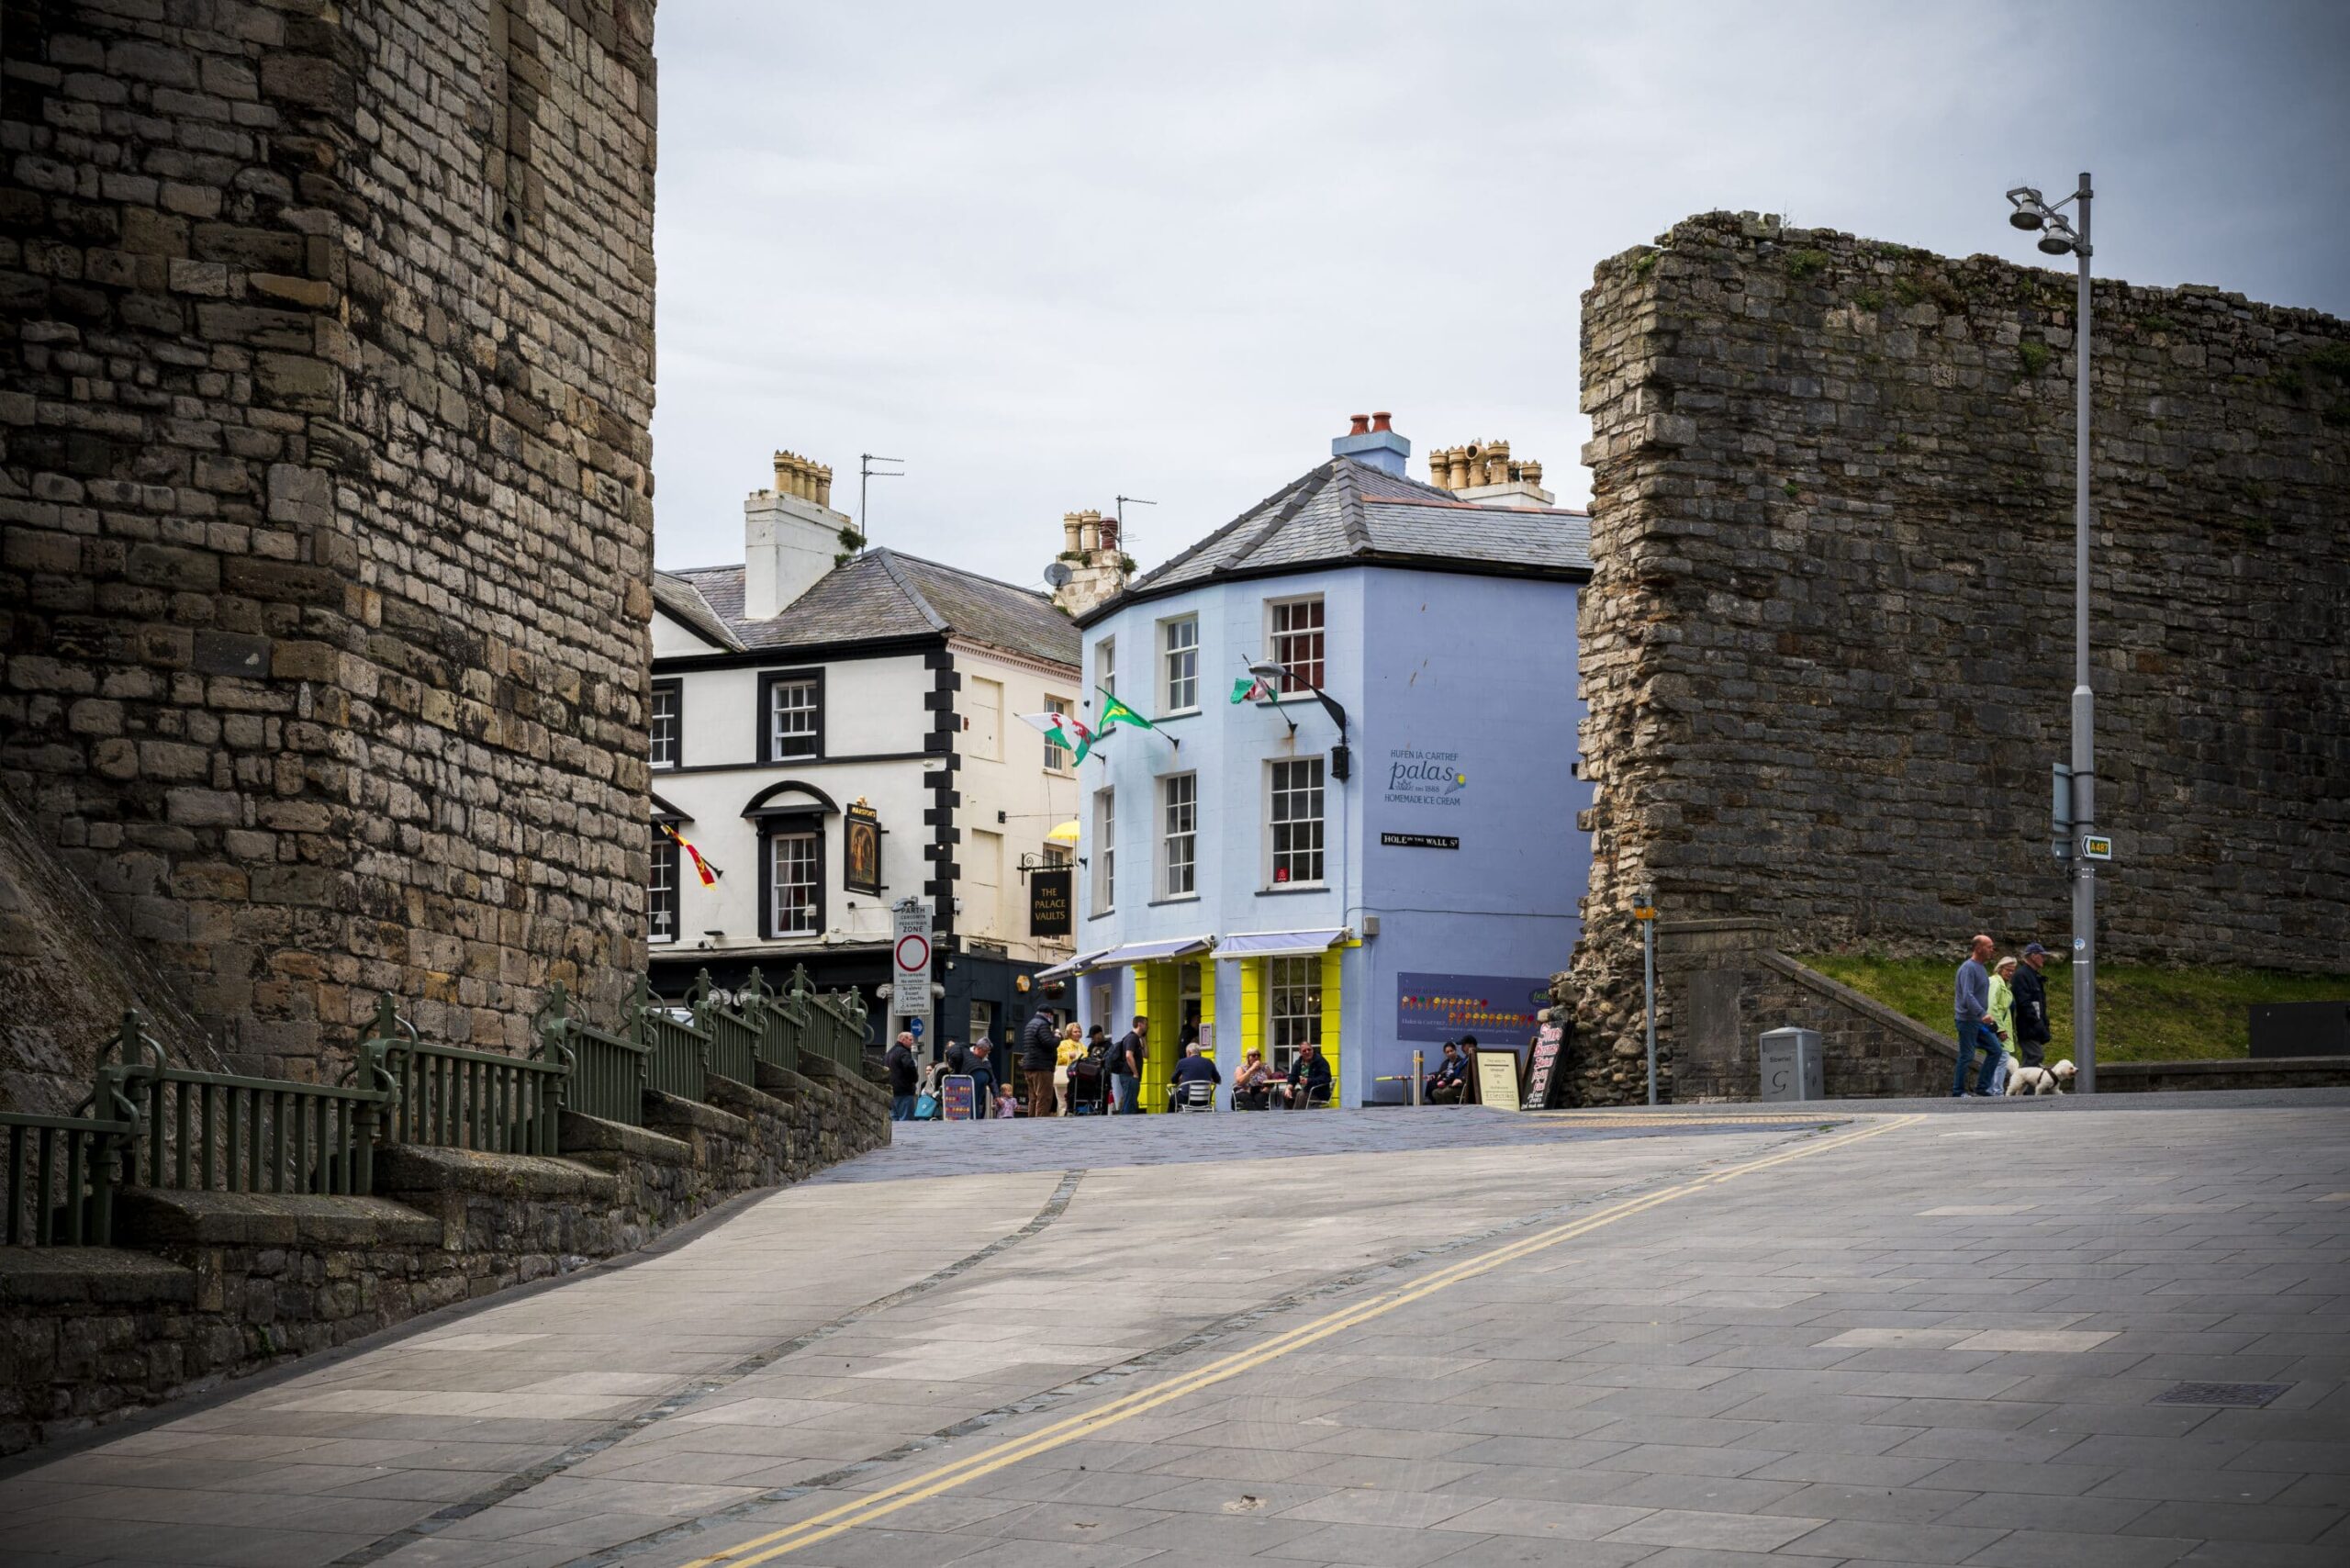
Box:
1029 868 1072 937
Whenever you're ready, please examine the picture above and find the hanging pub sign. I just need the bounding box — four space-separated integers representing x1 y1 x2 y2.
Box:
1030 867 1073 937
844 802 882 896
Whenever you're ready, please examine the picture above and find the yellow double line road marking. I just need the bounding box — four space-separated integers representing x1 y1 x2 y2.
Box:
679 1114 1921 1567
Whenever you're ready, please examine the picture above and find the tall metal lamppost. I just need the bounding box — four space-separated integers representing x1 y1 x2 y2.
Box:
2004 173 2098 1093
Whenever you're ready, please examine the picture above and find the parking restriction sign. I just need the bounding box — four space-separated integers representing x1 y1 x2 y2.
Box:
891 901 932 1015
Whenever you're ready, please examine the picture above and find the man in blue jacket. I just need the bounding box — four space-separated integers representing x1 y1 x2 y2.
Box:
1952 934 2002 1097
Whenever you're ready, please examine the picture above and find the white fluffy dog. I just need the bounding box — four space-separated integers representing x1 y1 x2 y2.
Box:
2006 1059 2077 1096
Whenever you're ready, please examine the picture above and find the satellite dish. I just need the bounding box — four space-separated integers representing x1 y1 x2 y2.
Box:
1043 562 1073 588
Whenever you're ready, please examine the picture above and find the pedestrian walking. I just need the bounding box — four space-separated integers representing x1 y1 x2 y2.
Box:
1109 1016 1147 1115
1987 956 2020 1095
884 1032 920 1122
1952 934 2002 1097
2010 942 2053 1069
1019 1007 1061 1118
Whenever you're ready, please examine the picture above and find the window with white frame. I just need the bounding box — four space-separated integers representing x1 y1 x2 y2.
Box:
1161 616 1198 712
768 830 820 936
1092 788 1115 911
1095 636 1115 698
649 834 678 942
1044 693 1076 771
1159 772 1196 899
650 681 680 768
1267 757 1325 886
1268 596 1326 693
1266 955 1322 1073
766 676 820 761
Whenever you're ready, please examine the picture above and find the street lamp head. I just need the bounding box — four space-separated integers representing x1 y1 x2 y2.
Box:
2009 207 2045 231
1247 660 1285 685
2037 231 2076 256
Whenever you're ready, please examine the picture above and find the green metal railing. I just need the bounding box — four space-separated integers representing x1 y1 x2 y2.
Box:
694 969 776 1082
790 966 870 1073
366 997 565 1157
2 1110 130 1246
632 977 713 1101
104 1014 388 1198
534 983 648 1126
7 969 879 1247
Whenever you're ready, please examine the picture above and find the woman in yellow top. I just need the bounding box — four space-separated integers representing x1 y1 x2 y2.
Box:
1054 1023 1085 1116
1987 956 2020 1092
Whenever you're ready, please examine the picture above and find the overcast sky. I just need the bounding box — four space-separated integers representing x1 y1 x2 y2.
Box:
649 1 2350 587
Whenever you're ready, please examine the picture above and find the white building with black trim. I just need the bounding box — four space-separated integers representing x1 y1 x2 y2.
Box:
646 450 1081 1050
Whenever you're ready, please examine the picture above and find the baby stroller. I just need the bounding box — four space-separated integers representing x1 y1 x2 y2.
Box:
1065 1053 1104 1114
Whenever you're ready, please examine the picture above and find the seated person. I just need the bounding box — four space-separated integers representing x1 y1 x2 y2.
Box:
1278 1042 1332 1108
1229 1048 1273 1109
1425 1040 1470 1103
1168 1042 1221 1109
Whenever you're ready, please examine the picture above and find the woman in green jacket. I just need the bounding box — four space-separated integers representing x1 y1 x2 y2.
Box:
1987 956 2020 1092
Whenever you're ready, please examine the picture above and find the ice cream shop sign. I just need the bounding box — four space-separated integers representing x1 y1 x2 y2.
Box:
1385 748 1467 807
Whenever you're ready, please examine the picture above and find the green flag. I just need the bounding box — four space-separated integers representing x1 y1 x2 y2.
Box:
1096 688 1155 732
1230 675 1270 704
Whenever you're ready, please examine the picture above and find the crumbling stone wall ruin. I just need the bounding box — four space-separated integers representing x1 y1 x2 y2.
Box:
0 0 660 1086
1564 212 2349 1102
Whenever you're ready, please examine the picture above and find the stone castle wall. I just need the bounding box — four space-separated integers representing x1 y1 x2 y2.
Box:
1565 212 2349 1100
0 1 658 1084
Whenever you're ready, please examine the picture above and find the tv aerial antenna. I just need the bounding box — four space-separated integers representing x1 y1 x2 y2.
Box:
858 453 904 550
1113 495 1155 564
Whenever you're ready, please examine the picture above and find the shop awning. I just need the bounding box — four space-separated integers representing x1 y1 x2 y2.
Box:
1035 949 1111 982
1214 928 1346 959
1089 935 1215 968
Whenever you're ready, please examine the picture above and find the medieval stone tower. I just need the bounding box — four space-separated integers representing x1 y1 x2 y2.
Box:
0 0 661 1086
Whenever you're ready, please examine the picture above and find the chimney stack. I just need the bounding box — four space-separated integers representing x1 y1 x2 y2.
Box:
1048 506 1131 618
1330 409 1411 476
1426 439 1557 509
744 444 853 620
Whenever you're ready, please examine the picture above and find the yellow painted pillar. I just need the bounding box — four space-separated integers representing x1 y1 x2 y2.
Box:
1199 964 1218 1061
1319 946 1344 1092
1141 961 1178 1112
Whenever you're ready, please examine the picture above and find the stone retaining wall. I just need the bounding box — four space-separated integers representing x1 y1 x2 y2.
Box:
1565 211 2350 1095
0 1062 887 1457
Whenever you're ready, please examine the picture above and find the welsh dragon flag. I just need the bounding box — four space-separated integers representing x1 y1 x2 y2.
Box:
1230 675 1270 704
1017 708 1102 765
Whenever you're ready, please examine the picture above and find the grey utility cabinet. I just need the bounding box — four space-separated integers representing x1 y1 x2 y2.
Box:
1760 1026 1824 1103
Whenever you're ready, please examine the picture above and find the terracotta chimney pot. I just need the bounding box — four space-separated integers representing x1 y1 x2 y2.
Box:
1348 413 1371 436
1371 411 1393 432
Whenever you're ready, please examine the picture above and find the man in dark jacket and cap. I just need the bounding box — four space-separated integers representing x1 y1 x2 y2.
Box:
2009 943 2053 1070
1019 1007 1061 1118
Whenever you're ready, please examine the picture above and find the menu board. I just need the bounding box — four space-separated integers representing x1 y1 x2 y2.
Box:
1522 1021 1567 1111
941 1074 976 1121
1472 1049 1522 1111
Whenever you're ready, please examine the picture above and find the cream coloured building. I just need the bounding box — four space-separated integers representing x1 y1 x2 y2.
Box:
647 451 1080 1050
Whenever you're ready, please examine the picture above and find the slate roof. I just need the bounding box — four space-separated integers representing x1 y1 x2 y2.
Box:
655 549 1078 667
1089 457 1590 623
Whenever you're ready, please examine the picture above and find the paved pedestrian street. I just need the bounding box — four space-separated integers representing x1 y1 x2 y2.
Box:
3 1095 2347 1568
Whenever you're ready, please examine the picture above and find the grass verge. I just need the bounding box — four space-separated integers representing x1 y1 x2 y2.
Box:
1797 954 2350 1063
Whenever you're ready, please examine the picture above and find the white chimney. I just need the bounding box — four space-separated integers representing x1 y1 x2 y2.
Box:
744 450 850 620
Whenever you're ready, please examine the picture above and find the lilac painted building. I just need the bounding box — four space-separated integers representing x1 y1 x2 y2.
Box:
1050 417 1593 1108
